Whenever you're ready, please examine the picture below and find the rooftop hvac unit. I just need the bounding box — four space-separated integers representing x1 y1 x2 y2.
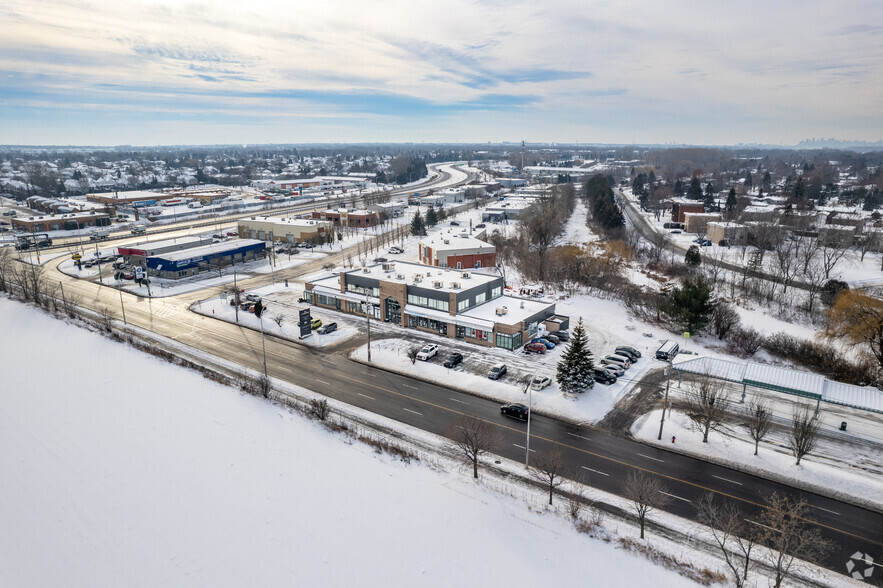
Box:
443 239 450 244
382 262 394 271
434 281 444 289
495 306 508 316
413 274 422 282
461 272 471 279
362 267 371 273
520 301 525 309
451 282 461 289
396 273 406 280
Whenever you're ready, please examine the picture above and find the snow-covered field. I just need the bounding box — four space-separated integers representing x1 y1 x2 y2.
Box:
0 297 704 587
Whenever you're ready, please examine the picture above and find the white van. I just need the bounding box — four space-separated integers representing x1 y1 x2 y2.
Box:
601 354 631 370
656 340 680 361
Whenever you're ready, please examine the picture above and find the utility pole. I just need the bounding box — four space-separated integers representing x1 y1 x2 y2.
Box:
119 288 127 325
524 368 538 468
365 291 372 362
233 270 239 322
59 280 66 311
259 315 268 377
657 359 672 441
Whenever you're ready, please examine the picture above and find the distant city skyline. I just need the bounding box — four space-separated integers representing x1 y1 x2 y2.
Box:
2 0 881 147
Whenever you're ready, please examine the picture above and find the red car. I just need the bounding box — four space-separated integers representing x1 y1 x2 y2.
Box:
524 342 546 354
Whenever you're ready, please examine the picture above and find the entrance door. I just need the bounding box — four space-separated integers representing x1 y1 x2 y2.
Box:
385 297 401 324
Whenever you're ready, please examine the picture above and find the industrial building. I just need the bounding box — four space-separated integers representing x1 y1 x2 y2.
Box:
304 261 566 349
118 236 213 267
310 208 379 228
237 217 333 244
671 201 707 223
684 212 722 234
145 239 266 279
11 210 112 232
706 222 748 245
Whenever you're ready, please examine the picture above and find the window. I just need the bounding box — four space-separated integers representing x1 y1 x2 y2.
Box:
346 283 379 298
526 321 539 335
347 301 361 313
492 286 502 299
408 315 447 335
407 293 449 312
463 327 489 341
475 292 486 305
458 299 469 312
303 290 313 304
495 331 522 350
456 262 462 269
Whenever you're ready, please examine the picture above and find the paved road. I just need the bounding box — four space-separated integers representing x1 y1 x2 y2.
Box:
36 168 883 584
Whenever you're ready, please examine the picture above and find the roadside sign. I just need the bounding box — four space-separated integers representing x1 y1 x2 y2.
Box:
683 332 690 339
72 254 81 261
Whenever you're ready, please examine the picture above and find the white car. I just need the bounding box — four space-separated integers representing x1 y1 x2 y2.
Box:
416 344 438 361
530 376 552 390
388 246 404 254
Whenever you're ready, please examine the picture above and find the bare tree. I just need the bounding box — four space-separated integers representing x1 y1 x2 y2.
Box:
789 403 820 465
683 376 731 443
695 493 758 588
758 492 832 588
622 470 670 539
530 448 567 505
819 238 850 279
646 229 671 263
309 398 330 420
447 415 500 479
272 314 284 327
96 305 114 333
407 346 419 365
702 246 728 286
710 302 741 341
746 400 773 456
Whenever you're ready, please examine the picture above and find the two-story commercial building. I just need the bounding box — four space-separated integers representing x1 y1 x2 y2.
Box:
304 261 566 349
237 216 333 244
418 235 496 269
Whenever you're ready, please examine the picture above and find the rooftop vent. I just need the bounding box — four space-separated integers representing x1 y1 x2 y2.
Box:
495 306 508 316
396 273 405 280
433 281 444 289
362 267 371 274
452 282 461 289
461 272 471 279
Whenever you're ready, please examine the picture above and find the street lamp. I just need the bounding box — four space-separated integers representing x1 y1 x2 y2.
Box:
524 367 539 468
657 359 673 441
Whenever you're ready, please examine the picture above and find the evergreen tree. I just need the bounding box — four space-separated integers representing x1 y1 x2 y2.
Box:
688 176 703 200
425 205 438 227
685 244 702 266
704 182 716 208
410 211 426 236
744 170 753 189
674 178 685 197
664 276 715 335
556 318 595 395
726 187 738 212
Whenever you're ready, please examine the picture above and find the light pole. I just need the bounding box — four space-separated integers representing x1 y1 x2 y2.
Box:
524 368 538 468
365 291 372 362
118 288 127 326
657 359 672 441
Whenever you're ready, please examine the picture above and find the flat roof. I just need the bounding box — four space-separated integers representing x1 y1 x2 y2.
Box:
128 235 206 252
461 294 554 326
422 234 494 253
242 217 330 228
152 239 265 261
344 261 500 292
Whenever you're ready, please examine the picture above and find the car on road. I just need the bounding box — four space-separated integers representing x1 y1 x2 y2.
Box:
615 345 641 360
310 318 323 329
317 322 337 334
500 403 529 421
388 246 404 254
443 352 463 368
530 375 552 390
488 363 507 380
416 344 438 360
523 342 546 354
594 368 617 385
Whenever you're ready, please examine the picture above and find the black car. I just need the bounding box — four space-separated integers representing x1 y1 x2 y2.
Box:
373 257 388 263
317 322 337 334
615 346 641 361
594 368 617 385
475 223 486 228
554 330 570 341
450 221 459 226
501 403 529 420
443 352 463 368
488 363 507 380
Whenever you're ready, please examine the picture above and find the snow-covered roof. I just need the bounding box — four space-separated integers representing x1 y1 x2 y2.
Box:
421 235 493 253
673 356 883 413
152 239 264 261
461 295 553 327
344 261 500 292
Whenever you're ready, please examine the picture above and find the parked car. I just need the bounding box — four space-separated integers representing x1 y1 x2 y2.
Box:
613 347 639 363
601 364 625 377
718 239 730 247
245 294 262 302
388 246 404 254
669 229 682 234
531 338 555 349
544 334 560 345
594 368 617 385
615 345 642 359
310 318 322 329
601 354 631 370
523 342 547 354
121 272 135 280
700 239 712 247
554 330 570 341
443 352 464 368
488 363 507 380
450 221 459 226
500 403 530 421
416 344 438 361
530 375 552 390
226 231 238 237
475 223 486 228
317 322 337 334
240 301 255 311
373 257 388 263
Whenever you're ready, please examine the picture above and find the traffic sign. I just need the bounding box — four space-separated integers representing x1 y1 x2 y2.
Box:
72 254 81 261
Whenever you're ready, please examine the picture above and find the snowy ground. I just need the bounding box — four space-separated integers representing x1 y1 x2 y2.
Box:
0 297 706 587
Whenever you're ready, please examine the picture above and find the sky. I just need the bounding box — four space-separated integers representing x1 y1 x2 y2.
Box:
1 0 881 146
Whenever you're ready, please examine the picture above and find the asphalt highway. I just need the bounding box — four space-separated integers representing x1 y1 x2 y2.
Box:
33 168 883 584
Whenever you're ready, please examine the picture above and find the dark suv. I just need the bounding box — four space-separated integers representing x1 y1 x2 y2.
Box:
615 346 641 362
594 368 617 385
501 403 529 420
443 352 464 368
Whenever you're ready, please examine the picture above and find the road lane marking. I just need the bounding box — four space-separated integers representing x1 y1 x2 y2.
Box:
357 393 375 400
568 433 591 441
315 379 330 385
712 475 743 486
448 398 469 404
513 444 536 452
659 490 691 503
811 505 840 516
321 364 883 547
403 408 423 416
637 453 664 463
360 371 376 378
745 519 780 533
581 466 609 477
403 384 418 390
